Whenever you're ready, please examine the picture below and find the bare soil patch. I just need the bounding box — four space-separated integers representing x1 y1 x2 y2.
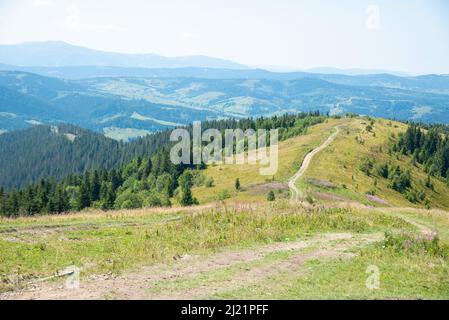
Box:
0 232 380 300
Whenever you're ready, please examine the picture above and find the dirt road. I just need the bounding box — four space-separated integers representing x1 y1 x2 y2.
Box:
288 125 342 201
0 232 380 300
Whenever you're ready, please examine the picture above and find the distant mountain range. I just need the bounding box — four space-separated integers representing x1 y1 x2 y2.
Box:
1 41 449 139
1 69 449 139
0 41 248 69
0 41 415 76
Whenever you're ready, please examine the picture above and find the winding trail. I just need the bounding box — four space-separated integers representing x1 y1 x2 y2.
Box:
0 232 381 300
288 125 343 201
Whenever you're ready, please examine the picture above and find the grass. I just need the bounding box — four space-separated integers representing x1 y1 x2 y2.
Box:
192 116 449 210
213 244 449 300
193 118 349 203
2 117 449 299
301 118 449 209
0 201 410 293
147 249 307 296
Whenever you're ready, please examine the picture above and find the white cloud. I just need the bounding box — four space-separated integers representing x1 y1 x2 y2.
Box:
32 0 52 7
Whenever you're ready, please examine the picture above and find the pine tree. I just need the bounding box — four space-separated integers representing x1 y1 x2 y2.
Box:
90 170 101 202
267 191 276 202
102 183 116 210
0 187 5 216
8 191 20 217
38 180 49 212
179 171 196 206
77 174 91 210
144 158 153 178
110 169 121 190
56 186 70 213
235 178 241 191
25 187 39 215
47 196 56 214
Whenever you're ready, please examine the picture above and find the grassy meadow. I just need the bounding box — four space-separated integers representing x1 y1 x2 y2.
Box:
1 116 449 299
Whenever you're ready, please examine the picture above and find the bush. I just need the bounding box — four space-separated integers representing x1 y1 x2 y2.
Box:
178 171 198 206
235 178 241 191
116 190 143 209
389 168 412 194
425 175 434 191
405 189 418 203
267 191 276 202
217 189 231 201
375 163 389 179
205 177 215 188
359 158 374 176
383 232 448 258
305 195 314 204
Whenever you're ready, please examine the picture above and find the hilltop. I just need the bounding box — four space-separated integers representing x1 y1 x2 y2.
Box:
193 117 449 210
1 115 449 299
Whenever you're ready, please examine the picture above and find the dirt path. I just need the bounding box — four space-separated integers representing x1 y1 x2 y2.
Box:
0 232 381 300
288 125 342 201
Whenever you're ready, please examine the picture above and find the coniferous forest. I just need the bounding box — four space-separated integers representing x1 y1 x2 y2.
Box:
0 112 324 217
395 124 449 182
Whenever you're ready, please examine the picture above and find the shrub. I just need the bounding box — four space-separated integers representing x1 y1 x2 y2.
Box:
425 175 434 191
205 177 215 188
383 232 448 258
359 158 374 176
235 178 241 191
267 191 276 202
405 189 418 203
217 189 231 201
389 168 412 194
178 171 198 206
305 195 314 204
375 163 389 179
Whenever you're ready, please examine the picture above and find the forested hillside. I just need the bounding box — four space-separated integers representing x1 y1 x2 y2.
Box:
394 124 449 180
0 123 174 189
0 113 324 216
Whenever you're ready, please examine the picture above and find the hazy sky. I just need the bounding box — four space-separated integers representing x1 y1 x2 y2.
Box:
0 0 448 74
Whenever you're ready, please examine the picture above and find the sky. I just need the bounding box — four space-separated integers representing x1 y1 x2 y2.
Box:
0 0 448 74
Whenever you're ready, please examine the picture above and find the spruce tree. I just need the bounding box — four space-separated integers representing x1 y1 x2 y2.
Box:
77 174 91 210
0 187 4 215
90 170 101 202
179 171 196 206
8 191 20 217
144 158 153 178
56 186 70 213
235 178 241 191
102 183 116 210
47 196 56 214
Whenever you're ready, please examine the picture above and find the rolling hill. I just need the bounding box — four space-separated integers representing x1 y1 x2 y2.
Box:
0 71 226 137
2 70 449 139
193 117 449 210
1 115 449 300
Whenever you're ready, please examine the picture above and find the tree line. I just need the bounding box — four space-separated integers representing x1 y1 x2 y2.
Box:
394 124 449 182
0 112 326 217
